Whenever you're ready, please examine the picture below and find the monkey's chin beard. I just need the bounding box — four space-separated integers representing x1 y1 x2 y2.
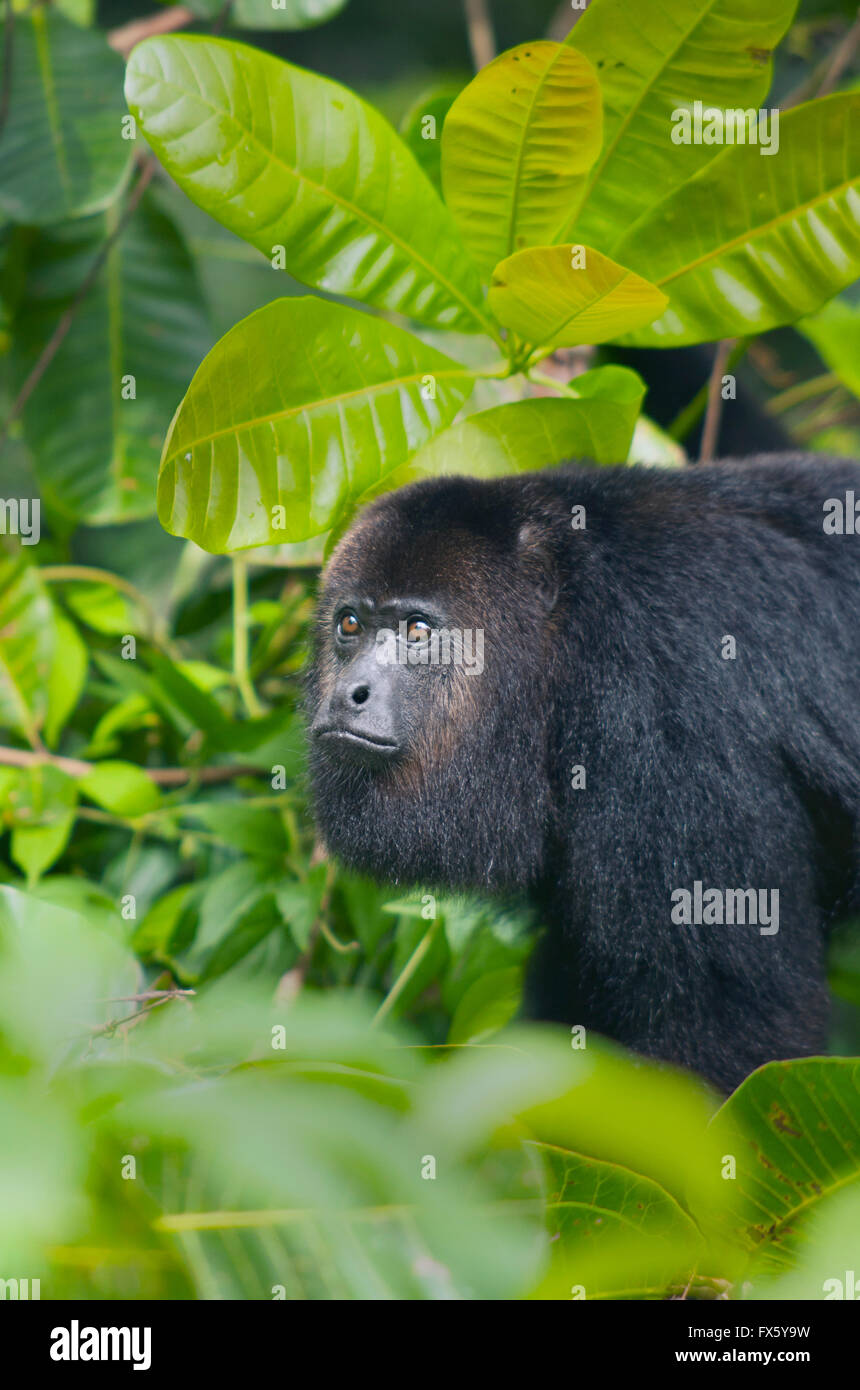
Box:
307 741 549 893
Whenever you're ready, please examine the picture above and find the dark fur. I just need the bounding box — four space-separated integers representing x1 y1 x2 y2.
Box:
308 455 860 1092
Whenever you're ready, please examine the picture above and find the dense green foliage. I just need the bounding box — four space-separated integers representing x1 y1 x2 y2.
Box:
0 0 859 1300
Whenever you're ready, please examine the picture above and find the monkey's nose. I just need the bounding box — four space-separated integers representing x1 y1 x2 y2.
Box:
349 683 370 706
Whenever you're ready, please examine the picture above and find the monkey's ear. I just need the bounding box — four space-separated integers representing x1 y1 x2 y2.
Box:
517 523 558 612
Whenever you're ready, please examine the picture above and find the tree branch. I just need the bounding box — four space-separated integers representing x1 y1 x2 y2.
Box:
464 0 496 70
817 7 860 97
0 745 270 785
107 6 195 59
699 339 736 463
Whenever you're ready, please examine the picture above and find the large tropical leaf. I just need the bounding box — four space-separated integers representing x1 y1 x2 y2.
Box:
12 194 212 525
488 245 667 347
563 0 799 251
157 297 476 551
125 36 491 335
0 10 132 225
529 1142 702 1299
612 93 860 346
364 367 645 496
706 1059 860 1276
442 41 602 279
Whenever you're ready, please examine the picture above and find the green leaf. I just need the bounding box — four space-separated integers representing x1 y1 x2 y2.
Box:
707 1058 860 1274
274 868 326 951
798 296 860 398
488 245 667 348
182 860 280 978
529 1142 702 1299
61 582 138 635
8 765 78 885
0 884 139 1063
442 41 602 278
132 882 202 958
157 297 475 551
0 557 54 746
399 84 462 194
189 0 347 28
0 10 131 225
125 35 490 334
745 1184 860 1300
43 612 88 749
12 194 212 525
447 967 523 1045
78 760 162 818
182 803 288 856
367 367 644 489
612 94 860 346
564 0 799 251
629 414 688 467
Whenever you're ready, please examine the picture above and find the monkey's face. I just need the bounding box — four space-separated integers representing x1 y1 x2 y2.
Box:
309 599 458 768
306 477 560 890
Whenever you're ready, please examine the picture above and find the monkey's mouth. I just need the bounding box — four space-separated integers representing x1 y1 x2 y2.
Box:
314 727 401 759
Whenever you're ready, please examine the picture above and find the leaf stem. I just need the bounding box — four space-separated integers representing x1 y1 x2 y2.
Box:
38 564 168 645
232 556 264 718
767 371 840 415
372 918 438 1026
527 370 582 399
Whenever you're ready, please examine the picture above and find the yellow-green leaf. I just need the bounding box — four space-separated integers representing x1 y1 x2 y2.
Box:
489 244 667 348
442 41 602 278
158 297 475 551
564 0 799 251
125 35 489 334
612 93 860 346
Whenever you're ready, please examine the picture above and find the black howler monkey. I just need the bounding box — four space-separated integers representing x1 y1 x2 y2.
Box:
308 454 860 1092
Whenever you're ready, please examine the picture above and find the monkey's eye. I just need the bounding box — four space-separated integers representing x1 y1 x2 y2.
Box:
405 617 432 643
337 612 362 638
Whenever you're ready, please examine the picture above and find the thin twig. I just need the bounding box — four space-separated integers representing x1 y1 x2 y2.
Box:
699 338 736 462
0 744 270 785
100 989 196 1002
464 0 496 70
107 6 194 58
766 372 840 415
0 0 15 144
0 158 157 455
781 7 860 109
794 405 859 441
817 8 860 97
212 0 235 37
547 0 591 42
